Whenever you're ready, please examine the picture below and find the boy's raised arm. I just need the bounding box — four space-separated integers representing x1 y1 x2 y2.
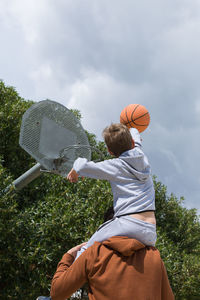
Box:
129 128 142 147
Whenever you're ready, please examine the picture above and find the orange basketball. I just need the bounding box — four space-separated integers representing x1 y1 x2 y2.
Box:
120 104 150 133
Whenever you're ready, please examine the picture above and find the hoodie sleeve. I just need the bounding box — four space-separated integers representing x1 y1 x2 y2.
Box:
129 128 142 147
50 249 91 300
73 157 119 180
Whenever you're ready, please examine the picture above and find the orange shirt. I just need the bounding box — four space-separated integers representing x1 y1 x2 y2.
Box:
51 236 174 300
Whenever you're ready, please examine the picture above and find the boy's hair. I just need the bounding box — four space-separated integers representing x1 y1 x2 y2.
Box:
102 123 133 157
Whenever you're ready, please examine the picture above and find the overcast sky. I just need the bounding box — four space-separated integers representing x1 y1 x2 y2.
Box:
1 0 200 214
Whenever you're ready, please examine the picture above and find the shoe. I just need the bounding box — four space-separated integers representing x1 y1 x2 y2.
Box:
36 297 51 300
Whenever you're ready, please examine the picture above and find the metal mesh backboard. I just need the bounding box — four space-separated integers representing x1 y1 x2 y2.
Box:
19 100 91 176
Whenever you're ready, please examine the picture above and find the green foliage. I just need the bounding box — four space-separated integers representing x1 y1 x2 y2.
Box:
155 178 200 254
0 81 34 177
0 171 112 299
155 178 200 299
70 108 82 121
0 81 200 299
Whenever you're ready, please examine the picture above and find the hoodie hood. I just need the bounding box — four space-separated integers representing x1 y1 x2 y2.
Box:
119 148 151 182
102 236 145 256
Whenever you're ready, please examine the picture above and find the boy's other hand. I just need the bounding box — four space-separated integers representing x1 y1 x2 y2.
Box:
67 168 79 183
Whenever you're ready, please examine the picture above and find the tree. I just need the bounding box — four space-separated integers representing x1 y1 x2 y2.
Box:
154 178 200 299
0 81 34 177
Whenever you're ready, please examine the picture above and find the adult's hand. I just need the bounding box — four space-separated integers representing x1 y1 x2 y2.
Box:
67 242 87 259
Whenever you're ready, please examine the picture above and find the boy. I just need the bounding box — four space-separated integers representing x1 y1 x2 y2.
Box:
67 123 156 259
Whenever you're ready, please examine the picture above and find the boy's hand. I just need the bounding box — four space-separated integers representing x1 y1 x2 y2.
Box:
67 168 79 183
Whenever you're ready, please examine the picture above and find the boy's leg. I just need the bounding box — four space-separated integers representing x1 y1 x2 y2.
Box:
76 215 156 260
75 242 88 260
75 218 115 260
75 217 120 260
84 216 156 248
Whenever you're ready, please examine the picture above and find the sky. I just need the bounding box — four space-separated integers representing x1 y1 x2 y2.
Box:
1 0 200 214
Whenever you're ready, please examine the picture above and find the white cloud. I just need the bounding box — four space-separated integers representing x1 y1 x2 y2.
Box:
195 100 200 115
66 68 157 139
0 0 49 44
160 149 182 174
29 63 72 103
31 64 53 80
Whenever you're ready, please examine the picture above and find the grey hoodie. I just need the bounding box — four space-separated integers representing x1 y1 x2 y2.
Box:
73 128 155 216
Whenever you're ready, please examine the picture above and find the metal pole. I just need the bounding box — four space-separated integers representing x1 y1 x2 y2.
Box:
6 163 42 191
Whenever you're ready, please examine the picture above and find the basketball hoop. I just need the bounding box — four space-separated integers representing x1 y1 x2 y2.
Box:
6 100 103 190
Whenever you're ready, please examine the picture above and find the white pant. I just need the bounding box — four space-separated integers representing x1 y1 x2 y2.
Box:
75 215 157 260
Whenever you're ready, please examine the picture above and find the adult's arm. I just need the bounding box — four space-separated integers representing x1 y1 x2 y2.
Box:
50 244 91 300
